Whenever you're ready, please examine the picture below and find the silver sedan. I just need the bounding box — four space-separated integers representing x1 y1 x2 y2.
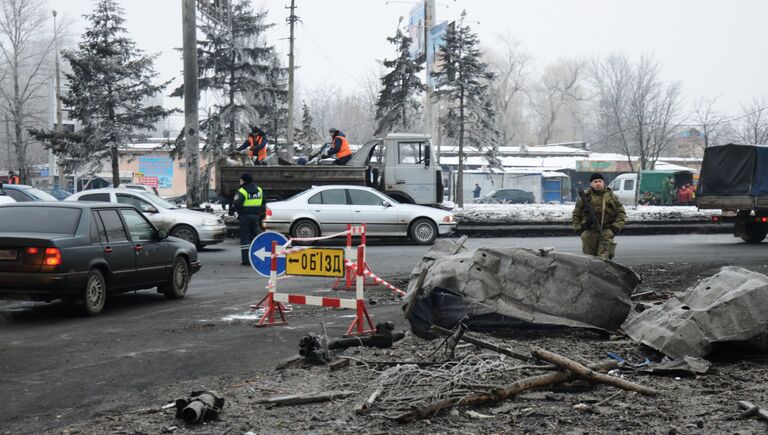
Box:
264 185 456 244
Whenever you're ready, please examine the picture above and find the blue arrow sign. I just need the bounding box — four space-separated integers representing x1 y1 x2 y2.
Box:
249 231 288 277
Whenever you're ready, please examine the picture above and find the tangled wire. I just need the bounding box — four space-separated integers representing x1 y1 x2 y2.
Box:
355 353 521 417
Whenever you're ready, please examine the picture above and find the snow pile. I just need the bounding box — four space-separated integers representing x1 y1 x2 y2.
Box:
455 204 720 223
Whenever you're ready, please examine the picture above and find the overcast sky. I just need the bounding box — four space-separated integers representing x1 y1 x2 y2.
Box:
58 0 768 115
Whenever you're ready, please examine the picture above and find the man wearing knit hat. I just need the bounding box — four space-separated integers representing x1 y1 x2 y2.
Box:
572 172 626 259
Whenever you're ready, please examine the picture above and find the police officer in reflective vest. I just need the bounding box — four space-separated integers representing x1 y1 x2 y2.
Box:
237 126 268 165
229 173 266 265
323 128 352 165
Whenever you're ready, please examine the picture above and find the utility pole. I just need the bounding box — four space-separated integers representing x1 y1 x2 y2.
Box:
423 0 435 142
4 115 9 169
182 0 200 207
285 0 298 161
53 10 65 190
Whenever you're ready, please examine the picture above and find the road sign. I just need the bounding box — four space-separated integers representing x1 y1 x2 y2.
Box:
249 231 288 277
286 248 345 278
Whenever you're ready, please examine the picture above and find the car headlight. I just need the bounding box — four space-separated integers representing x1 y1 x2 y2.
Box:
442 215 455 223
202 219 219 226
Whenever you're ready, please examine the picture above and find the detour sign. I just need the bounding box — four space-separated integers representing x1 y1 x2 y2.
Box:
286 248 345 278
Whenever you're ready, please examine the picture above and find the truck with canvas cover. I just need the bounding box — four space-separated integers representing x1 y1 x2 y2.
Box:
217 133 444 206
697 144 768 243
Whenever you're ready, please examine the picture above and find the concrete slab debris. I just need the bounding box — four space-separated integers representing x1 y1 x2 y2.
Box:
403 240 641 338
623 266 768 359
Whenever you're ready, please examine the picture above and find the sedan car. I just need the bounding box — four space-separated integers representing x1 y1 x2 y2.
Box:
66 188 227 248
474 188 535 204
0 202 201 315
264 185 457 245
1 183 60 202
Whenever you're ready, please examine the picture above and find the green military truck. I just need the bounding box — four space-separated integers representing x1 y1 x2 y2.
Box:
698 144 768 243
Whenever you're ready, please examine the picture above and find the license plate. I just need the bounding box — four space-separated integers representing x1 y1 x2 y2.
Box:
0 248 17 260
286 248 345 278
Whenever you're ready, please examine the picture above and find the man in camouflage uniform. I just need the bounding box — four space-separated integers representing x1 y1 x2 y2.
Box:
572 173 626 260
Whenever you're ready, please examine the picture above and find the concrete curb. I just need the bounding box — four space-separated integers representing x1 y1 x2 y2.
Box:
455 221 734 237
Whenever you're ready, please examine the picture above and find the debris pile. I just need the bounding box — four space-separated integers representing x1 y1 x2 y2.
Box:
403 239 641 337
623 266 768 358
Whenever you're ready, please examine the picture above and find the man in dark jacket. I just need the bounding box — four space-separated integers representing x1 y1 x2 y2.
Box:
572 173 626 260
229 173 266 265
322 128 352 165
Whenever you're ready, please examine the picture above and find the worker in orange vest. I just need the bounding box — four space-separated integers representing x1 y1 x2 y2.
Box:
323 128 352 165
237 126 268 165
7 170 20 184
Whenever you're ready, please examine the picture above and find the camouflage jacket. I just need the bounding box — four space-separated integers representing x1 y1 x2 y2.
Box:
572 188 626 232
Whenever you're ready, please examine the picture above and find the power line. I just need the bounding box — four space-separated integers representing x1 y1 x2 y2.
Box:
298 22 366 87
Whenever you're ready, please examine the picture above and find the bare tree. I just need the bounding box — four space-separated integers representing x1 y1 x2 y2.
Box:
484 33 529 145
591 54 683 170
529 58 587 145
0 0 54 182
690 96 729 154
729 97 768 144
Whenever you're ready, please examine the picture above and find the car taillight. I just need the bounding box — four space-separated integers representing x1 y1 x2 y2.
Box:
25 247 39 254
266 208 272 218
712 216 719 222
44 248 62 266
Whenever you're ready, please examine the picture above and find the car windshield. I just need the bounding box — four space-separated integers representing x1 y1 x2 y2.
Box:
484 190 498 197
374 191 400 204
140 192 178 209
0 206 80 233
25 188 59 201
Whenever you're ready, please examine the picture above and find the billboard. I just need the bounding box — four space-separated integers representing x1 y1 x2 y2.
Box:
138 156 174 189
426 20 449 88
407 2 425 62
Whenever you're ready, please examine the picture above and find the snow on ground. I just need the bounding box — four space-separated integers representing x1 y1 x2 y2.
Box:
454 203 720 223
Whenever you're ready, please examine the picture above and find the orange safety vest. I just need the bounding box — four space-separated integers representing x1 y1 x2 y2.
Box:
8 175 20 184
248 134 267 162
335 135 352 159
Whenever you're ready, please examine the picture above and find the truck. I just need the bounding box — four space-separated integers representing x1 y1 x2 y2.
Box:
608 170 694 205
697 143 768 243
216 133 444 206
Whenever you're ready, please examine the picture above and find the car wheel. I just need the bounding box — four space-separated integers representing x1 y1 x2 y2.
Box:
83 269 106 316
160 257 190 299
291 219 319 240
409 218 438 245
171 225 199 247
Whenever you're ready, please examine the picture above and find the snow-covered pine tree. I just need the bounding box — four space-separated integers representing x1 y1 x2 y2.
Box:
173 1 287 157
374 28 424 136
432 11 500 207
294 100 320 157
59 0 173 186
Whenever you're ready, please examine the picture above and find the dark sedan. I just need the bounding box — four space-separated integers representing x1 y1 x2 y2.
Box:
474 188 536 204
0 202 201 315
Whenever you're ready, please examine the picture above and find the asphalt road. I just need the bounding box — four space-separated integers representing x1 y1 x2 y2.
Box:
1 233 766 427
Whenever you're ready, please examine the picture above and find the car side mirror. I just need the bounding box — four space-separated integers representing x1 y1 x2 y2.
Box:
424 144 431 168
382 200 392 208
143 205 159 213
157 230 168 240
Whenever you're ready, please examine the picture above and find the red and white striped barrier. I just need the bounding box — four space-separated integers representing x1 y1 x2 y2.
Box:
344 259 406 296
251 224 376 335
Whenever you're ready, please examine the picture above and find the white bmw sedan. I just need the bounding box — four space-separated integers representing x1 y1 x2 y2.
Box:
264 185 456 245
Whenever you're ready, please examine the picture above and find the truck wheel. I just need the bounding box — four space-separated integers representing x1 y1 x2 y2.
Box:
741 223 767 243
409 218 438 245
82 269 106 316
160 257 189 299
291 219 319 241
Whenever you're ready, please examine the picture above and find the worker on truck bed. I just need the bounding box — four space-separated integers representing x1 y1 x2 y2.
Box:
237 126 268 165
322 128 352 165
